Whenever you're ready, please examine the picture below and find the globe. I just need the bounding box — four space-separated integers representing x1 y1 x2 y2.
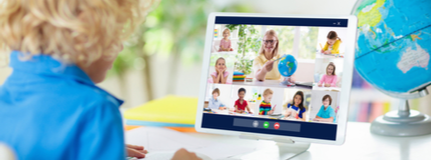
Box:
352 0 431 96
353 0 431 137
278 54 297 77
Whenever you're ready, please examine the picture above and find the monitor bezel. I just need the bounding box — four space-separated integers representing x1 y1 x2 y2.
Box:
195 12 357 145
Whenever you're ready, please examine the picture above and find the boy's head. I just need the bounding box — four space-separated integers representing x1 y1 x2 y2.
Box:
0 0 154 83
262 88 273 102
322 95 332 107
238 88 246 99
212 88 220 99
326 62 336 76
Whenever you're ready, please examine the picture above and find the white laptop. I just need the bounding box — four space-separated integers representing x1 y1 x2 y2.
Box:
195 12 357 158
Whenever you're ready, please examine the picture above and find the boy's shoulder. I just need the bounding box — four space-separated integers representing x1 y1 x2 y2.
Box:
35 79 122 110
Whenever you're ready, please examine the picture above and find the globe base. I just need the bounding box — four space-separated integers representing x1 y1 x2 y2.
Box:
281 77 295 86
370 100 431 136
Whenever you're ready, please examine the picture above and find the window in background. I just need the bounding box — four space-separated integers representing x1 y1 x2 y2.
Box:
299 27 318 60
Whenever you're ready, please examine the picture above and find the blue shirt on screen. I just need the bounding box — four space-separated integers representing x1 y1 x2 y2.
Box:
316 105 336 123
287 103 306 119
208 97 224 109
0 51 126 159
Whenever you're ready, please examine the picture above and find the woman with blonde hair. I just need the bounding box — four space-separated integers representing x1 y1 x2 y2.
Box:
0 0 199 159
253 30 282 81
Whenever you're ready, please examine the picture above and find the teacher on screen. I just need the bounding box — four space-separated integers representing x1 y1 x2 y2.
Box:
253 30 282 81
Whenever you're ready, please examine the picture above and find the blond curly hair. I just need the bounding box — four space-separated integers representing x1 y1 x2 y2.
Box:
0 0 157 65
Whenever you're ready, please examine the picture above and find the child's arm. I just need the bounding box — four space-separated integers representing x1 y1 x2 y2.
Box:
246 105 253 114
315 117 334 122
284 104 291 117
330 75 338 87
322 43 329 53
216 70 223 83
300 112 306 121
211 74 218 83
313 115 322 121
330 41 340 54
219 41 226 51
218 102 226 110
268 105 276 115
220 71 227 84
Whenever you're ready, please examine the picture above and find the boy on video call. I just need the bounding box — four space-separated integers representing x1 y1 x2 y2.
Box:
259 88 275 115
234 88 253 114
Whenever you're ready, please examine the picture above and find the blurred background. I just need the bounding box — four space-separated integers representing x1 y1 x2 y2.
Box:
0 0 430 123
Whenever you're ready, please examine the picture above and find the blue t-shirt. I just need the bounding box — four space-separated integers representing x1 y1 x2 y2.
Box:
0 51 126 159
208 97 224 109
287 103 306 119
316 105 336 123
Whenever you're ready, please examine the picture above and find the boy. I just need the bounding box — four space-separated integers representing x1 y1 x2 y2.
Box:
208 88 226 110
259 88 275 115
234 88 253 114
0 0 199 159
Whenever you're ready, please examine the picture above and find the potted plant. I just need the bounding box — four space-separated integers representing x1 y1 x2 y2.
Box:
225 24 261 78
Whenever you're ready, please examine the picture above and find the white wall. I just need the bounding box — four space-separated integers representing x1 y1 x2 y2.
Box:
294 62 315 82
309 90 340 122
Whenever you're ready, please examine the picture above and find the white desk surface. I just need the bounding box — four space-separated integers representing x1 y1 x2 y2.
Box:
315 52 344 59
184 122 431 160
312 86 341 91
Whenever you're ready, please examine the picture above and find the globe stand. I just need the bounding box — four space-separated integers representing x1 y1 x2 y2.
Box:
281 76 295 86
370 88 431 136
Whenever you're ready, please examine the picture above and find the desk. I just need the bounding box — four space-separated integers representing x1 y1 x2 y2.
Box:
312 86 341 91
184 122 431 160
316 52 344 59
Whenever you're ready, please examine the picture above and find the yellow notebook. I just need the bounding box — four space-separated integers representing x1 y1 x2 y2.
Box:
124 96 198 125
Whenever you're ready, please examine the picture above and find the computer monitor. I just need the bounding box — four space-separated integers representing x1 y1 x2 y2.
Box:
196 13 357 145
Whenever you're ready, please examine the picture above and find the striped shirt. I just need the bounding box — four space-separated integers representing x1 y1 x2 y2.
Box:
259 101 272 115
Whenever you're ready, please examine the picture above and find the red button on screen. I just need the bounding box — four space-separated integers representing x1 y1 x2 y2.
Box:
274 122 280 129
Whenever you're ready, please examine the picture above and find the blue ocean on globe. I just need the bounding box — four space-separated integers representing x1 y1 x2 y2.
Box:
353 0 431 93
278 54 297 77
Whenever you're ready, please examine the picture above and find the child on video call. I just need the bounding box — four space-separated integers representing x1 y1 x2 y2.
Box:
234 88 253 114
209 57 231 84
259 88 276 115
219 28 233 52
208 88 226 110
0 0 200 159
318 62 338 87
321 31 342 54
284 91 307 121
313 94 337 123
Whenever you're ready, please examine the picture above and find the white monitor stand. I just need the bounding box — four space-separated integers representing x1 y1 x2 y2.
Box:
239 133 311 159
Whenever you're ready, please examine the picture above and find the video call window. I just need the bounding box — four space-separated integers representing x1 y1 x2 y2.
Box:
204 21 347 125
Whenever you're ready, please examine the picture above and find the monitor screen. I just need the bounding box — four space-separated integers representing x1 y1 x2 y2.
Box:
202 16 349 141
